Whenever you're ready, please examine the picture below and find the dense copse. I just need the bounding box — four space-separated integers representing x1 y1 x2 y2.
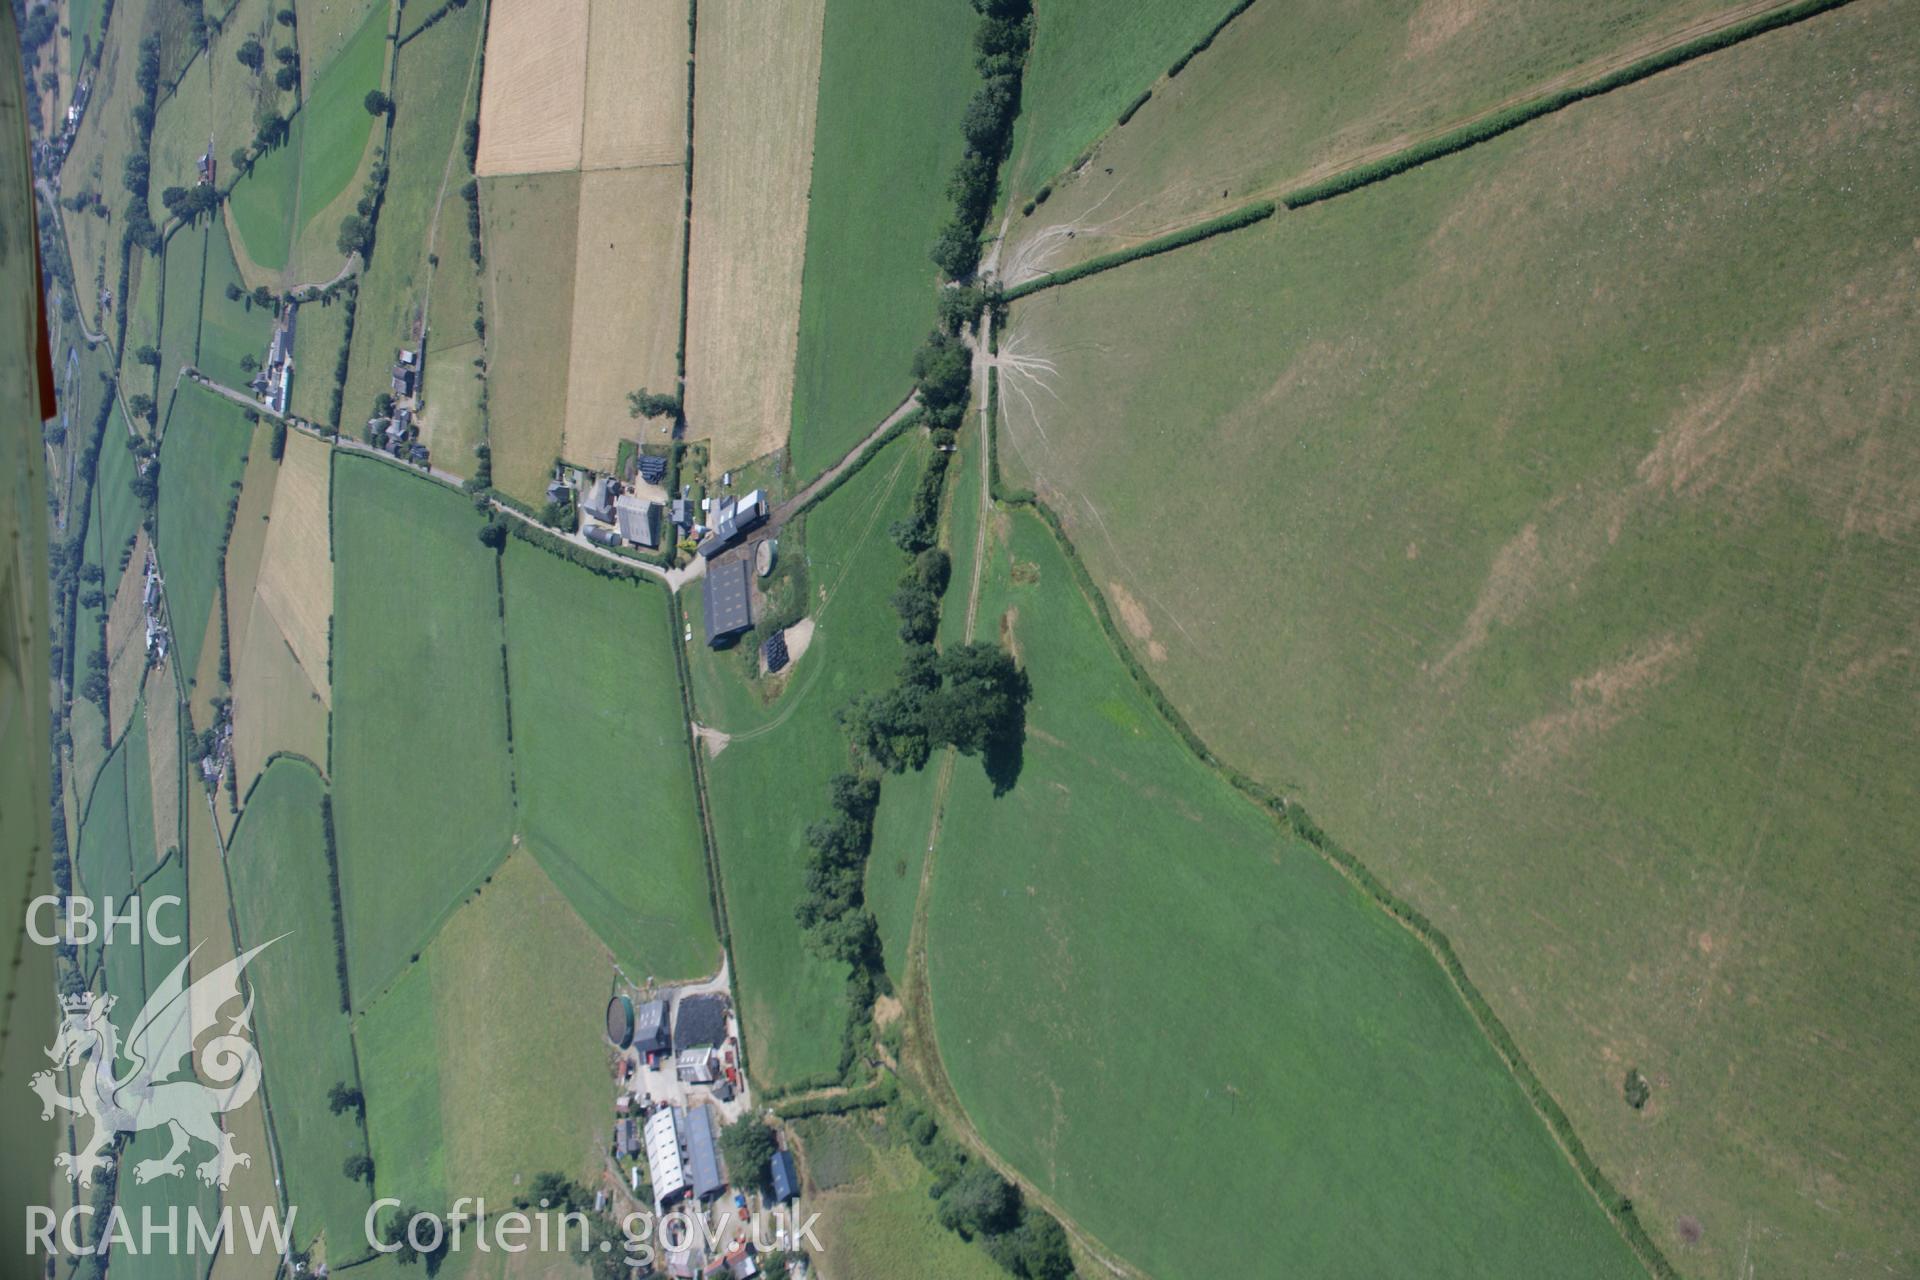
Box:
930 0 1033 281
795 772 882 968
117 38 165 255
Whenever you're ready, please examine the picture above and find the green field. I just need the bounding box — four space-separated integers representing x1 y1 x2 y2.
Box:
358 852 614 1211
154 385 255 681
73 730 138 982
112 849 214 1280
500 545 719 982
929 507 1643 1279
197 222 269 386
295 2 387 232
227 758 375 1263
994 4 1920 1274
1001 0 1739 276
1003 0 1242 200
289 287 350 422
69 0 105 75
227 115 304 272
786 0 977 479
329 455 515 1008
156 225 206 389
339 0 482 432
688 433 927 1087
296 0 387 87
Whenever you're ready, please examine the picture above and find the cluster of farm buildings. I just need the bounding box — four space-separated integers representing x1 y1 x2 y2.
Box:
604 990 803 1278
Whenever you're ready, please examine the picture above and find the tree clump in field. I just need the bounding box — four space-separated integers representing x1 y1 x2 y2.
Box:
895 1096 1075 1279
718 1116 781 1196
627 386 682 420
1623 1068 1651 1110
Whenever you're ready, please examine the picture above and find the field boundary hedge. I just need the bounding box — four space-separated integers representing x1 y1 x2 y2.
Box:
999 200 1273 301
979 373 1682 1280
1279 0 1854 209
664 589 751 1082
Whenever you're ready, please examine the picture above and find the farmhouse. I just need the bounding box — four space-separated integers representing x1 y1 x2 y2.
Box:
701 560 752 648
614 494 661 549
581 475 616 524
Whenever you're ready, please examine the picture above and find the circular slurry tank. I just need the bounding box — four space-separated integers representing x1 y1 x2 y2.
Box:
607 994 634 1049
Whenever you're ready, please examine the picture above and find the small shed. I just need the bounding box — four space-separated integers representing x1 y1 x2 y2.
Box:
770 1150 798 1204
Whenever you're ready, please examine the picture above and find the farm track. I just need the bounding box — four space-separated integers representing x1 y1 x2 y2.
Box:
1006 0 1845 286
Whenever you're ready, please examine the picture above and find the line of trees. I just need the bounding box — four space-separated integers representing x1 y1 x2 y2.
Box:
930 0 1034 281
896 1095 1073 1280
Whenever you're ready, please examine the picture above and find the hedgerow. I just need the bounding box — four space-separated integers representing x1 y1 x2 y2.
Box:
1281 0 1852 210
999 200 1274 301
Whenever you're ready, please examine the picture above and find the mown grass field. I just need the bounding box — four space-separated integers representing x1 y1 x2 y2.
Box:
226 758 374 1263
995 5 1920 1273
1002 0 1242 202
329 456 514 1009
785 0 976 480
929 508 1643 1279
227 115 304 272
294 0 387 232
358 852 615 1210
500 545 718 981
296 0 386 87
419 163 484 477
339 0 482 434
999 0 1732 278
154 385 255 681
688 433 925 1087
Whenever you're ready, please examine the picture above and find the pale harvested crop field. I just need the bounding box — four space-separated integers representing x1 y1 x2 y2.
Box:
231 591 329 789
560 167 685 470
253 429 334 701
480 173 581 502
682 0 826 473
105 530 152 743
142 664 181 861
582 0 687 169
474 0 589 176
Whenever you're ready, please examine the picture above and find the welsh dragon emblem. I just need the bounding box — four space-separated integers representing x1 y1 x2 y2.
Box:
31 939 279 1189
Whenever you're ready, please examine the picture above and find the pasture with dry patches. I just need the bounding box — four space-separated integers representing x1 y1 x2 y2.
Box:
995 4 1920 1273
999 0 1734 279
682 0 827 473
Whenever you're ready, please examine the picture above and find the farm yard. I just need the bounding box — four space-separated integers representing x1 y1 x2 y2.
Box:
991 2 1920 1272
682 0 826 474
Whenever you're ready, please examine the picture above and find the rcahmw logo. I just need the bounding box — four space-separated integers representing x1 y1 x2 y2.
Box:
24 926 295 1258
